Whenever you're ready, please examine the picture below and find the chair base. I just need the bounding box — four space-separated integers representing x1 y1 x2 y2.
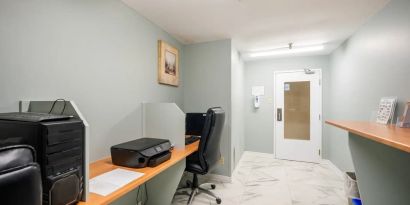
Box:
175 174 221 205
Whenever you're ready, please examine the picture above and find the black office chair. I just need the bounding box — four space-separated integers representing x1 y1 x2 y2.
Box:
177 107 225 205
0 145 42 205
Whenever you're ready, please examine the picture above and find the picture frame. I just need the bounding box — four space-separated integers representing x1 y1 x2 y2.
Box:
158 40 179 86
399 101 410 128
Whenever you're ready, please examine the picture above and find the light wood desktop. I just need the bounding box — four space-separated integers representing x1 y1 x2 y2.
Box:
326 120 410 153
326 120 410 205
78 141 199 205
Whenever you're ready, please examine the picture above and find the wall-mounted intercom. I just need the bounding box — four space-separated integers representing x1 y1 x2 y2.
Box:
251 86 265 108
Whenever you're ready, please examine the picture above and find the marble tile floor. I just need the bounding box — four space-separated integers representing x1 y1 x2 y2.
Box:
172 151 347 205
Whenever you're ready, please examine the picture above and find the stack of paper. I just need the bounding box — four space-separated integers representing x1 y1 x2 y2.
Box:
89 168 144 196
376 97 397 124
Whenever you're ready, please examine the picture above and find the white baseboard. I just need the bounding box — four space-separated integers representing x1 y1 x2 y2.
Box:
182 172 232 184
206 173 232 183
322 159 345 179
243 151 274 158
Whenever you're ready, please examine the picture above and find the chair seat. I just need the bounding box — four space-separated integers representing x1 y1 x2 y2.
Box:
186 162 206 174
186 152 207 175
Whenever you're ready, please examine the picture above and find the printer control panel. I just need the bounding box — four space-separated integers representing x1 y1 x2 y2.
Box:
140 142 171 157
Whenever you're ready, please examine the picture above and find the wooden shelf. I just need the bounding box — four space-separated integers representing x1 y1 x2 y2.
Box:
78 141 199 205
326 120 410 153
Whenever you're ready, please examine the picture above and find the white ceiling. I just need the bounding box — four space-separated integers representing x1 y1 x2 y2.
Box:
122 0 390 57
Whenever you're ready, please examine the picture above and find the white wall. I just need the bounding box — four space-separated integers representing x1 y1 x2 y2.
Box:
0 0 184 161
182 39 232 176
243 56 330 154
231 47 245 170
326 0 410 171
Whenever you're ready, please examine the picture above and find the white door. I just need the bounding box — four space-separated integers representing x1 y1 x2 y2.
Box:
274 70 322 163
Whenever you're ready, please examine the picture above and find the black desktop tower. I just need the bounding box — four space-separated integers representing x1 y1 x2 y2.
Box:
0 115 85 205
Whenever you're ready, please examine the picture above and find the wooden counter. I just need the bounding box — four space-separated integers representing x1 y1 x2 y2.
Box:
326 120 410 205
78 141 199 205
326 120 410 153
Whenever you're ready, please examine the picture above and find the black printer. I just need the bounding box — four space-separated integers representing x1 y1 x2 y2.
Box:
111 138 172 168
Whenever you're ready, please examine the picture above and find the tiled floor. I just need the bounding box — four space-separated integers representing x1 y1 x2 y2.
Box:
172 151 347 205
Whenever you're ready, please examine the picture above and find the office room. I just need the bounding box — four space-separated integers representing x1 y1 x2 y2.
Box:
0 0 409 205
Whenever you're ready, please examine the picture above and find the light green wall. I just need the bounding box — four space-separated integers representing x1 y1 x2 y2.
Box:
0 0 237 179
243 0 410 173
348 133 410 205
0 0 184 162
326 0 410 172
231 46 245 170
243 56 330 154
182 39 232 176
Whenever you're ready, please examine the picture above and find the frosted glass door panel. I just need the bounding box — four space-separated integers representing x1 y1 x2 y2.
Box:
284 81 310 140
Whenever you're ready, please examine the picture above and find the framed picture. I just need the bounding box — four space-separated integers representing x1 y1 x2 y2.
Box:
158 40 179 86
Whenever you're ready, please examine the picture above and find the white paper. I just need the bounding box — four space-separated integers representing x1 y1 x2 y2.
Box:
284 83 290 91
89 168 144 196
252 86 264 96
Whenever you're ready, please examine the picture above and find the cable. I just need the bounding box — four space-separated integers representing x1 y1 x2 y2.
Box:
136 185 141 204
48 99 67 115
144 183 148 205
135 183 148 205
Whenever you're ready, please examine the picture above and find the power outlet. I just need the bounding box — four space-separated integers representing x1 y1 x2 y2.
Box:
219 157 224 165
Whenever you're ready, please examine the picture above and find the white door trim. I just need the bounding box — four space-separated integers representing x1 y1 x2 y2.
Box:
273 69 323 161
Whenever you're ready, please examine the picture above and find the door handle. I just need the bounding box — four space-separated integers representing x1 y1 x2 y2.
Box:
277 108 282 121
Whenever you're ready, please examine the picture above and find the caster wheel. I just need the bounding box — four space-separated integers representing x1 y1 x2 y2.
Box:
216 198 222 204
211 184 216 189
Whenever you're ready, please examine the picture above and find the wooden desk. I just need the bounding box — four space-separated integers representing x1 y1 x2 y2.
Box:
326 120 410 205
326 120 410 153
79 141 199 205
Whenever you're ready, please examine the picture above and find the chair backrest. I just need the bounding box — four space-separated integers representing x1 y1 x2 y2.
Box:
197 107 225 172
0 145 42 205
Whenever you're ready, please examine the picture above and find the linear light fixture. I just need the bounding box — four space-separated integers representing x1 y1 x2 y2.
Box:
249 44 324 58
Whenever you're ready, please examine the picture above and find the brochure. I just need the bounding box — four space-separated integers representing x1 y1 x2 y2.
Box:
376 97 397 124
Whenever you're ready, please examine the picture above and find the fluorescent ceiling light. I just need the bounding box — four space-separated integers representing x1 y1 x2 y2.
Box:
249 45 324 58
248 45 289 52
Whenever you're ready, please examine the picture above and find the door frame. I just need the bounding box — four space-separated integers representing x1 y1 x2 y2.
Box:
273 69 323 161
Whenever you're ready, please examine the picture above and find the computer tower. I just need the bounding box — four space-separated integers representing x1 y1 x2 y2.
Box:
0 116 85 205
